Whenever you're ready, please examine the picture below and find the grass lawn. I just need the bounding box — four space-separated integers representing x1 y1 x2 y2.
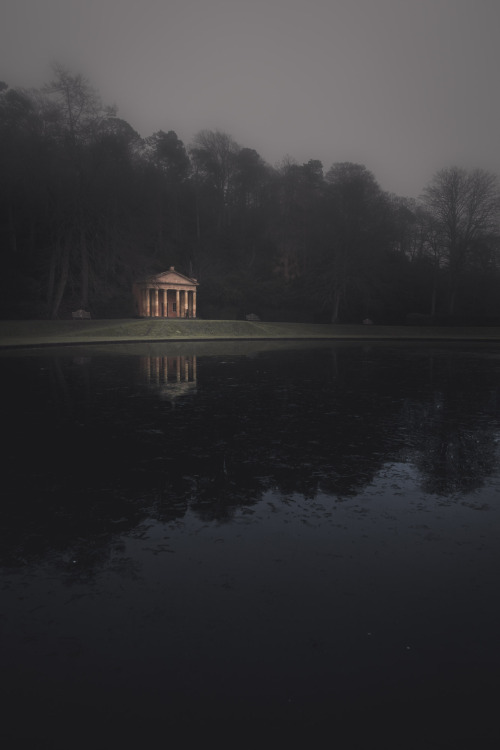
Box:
2 318 500 348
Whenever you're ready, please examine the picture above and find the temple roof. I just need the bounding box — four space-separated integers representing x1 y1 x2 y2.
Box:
137 266 198 286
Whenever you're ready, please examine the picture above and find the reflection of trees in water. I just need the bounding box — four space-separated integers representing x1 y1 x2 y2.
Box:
399 353 500 495
3 345 500 574
416 425 497 496
157 347 398 515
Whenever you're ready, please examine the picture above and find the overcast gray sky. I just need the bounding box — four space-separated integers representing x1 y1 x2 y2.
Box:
2 0 499 197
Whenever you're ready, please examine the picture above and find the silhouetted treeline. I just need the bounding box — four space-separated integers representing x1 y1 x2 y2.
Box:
1 68 500 322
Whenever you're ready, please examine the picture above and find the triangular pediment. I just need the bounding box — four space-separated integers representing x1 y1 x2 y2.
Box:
141 267 198 286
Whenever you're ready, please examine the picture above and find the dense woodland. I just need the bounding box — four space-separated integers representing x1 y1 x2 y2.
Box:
1 66 500 323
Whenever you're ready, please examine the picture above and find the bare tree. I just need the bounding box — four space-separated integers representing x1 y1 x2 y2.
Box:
190 129 240 233
422 167 500 315
320 162 390 322
41 65 116 315
43 63 114 146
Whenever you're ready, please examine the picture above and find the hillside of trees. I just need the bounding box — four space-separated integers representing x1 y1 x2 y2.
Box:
1 67 500 323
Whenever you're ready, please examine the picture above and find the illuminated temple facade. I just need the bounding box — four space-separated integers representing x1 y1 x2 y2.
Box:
133 267 199 318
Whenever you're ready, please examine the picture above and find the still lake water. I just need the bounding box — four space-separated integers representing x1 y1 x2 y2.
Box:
2 340 500 742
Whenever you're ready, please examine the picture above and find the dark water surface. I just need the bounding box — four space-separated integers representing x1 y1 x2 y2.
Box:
2 341 500 743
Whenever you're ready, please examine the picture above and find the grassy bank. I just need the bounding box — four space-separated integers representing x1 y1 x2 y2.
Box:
2 318 500 348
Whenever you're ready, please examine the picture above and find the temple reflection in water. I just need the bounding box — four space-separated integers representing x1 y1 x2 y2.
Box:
140 354 197 402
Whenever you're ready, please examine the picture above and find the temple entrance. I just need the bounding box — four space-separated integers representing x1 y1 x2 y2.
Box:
133 267 199 318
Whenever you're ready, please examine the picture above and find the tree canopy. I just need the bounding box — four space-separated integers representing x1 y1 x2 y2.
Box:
1 68 500 322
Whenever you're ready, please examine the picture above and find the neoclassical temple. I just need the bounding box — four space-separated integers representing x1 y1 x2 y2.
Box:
133 267 199 318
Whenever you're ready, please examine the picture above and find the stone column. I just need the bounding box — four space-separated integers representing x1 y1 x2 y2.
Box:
145 288 150 317
192 290 197 318
153 288 159 317
175 290 180 318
